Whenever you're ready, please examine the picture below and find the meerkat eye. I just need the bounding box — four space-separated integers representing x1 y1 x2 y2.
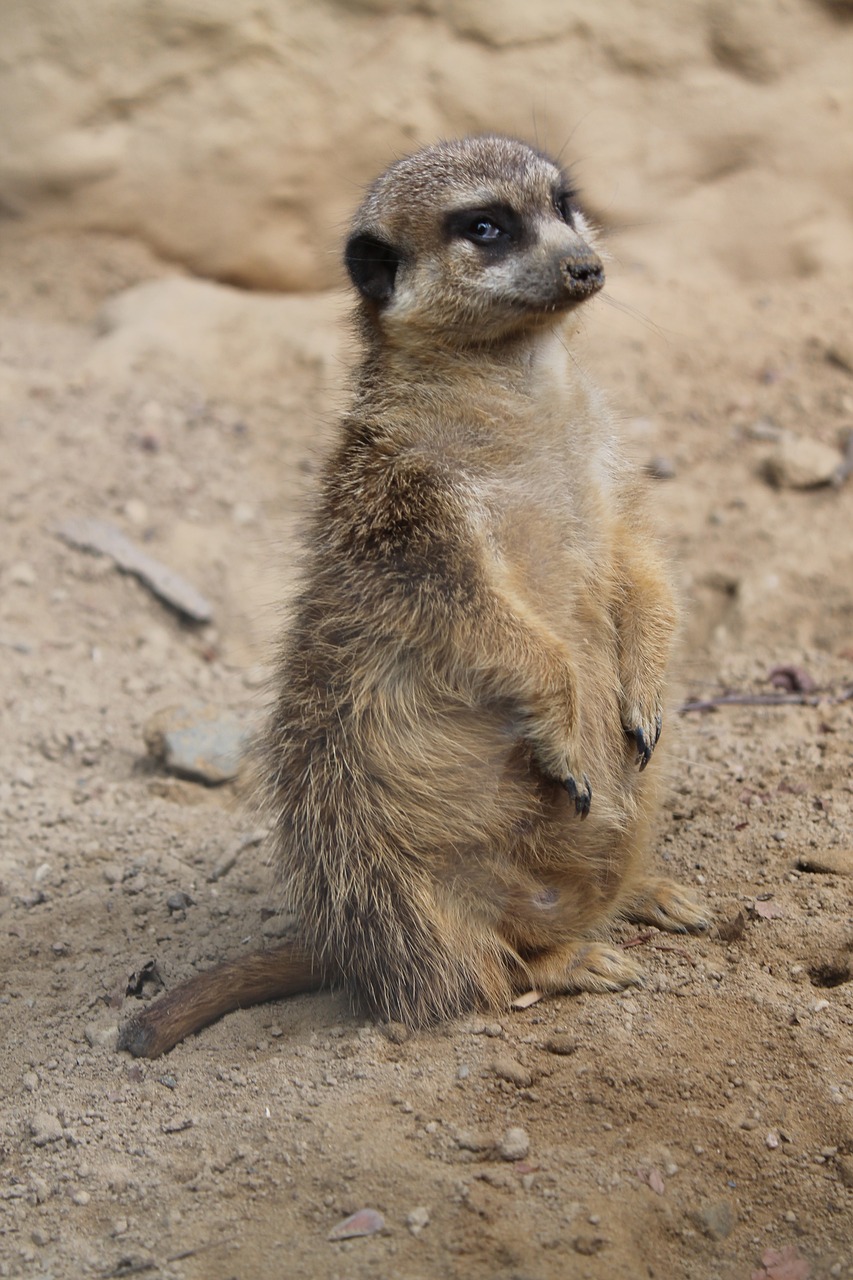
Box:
445 205 519 249
467 217 505 243
555 191 577 228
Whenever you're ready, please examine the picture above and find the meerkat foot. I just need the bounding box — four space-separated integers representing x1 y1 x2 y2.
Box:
623 877 710 934
525 940 644 995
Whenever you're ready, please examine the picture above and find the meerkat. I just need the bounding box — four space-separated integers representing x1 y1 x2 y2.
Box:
119 136 707 1058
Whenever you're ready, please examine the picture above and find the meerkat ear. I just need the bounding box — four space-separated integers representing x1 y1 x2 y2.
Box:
345 233 401 303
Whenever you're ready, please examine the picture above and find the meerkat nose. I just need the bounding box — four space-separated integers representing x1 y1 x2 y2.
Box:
562 251 605 298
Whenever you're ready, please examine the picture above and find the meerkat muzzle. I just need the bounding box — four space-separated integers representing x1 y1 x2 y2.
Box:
562 250 605 299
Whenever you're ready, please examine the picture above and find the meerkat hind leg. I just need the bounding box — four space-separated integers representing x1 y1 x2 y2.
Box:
523 939 644 996
622 876 710 934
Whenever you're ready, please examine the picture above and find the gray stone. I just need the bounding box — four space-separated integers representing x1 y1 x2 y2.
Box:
144 701 253 785
763 435 841 489
693 1198 737 1240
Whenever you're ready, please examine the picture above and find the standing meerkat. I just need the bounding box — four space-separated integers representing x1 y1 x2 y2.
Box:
120 136 707 1058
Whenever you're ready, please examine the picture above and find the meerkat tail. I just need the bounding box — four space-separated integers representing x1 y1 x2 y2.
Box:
117 944 322 1058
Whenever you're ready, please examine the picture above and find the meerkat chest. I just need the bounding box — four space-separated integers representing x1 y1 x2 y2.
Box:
458 360 620 641
474 390 615 579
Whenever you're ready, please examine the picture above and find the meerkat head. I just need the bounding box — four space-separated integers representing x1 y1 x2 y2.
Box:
344 136 604 350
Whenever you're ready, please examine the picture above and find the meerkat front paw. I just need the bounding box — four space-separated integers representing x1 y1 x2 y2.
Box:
531 723 592 816
621 699 663 771
561 771 592 818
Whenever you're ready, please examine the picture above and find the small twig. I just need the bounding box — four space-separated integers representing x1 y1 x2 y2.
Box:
167 1237 237 1264
101 1262 156 1279
679 687 853 713
621 931 655 949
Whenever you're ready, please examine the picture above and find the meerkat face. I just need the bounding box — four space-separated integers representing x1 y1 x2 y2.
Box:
345 136 604 348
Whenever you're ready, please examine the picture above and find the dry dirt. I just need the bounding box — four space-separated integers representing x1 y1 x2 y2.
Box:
2 29 853 1280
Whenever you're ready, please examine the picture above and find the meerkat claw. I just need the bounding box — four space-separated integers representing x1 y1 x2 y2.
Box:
562 773 592 818
630 732 650 768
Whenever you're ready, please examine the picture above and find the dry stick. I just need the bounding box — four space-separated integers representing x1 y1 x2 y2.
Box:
101 1263 156 1279
167 1238 238 1264
679 687 853 714
621 931 655 949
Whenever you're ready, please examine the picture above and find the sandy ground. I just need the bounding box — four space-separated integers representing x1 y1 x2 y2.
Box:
1 205 852 1280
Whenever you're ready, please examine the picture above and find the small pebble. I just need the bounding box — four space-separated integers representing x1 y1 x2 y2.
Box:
573 1234 607 1256
491 1056 533 1088
454 1129 493 1153
166 890 194 913
22 1072 38 1092
9 562 37 586
31 1176 50 1203
498 1127 530 1162
693 1199 737 1241
71 1190 91 1206
745 418 783 442
543 1035 578 1056
29 1113 63 1146
124 499 149 526
405 1206 430 1236
763 434 841 489
84 1023 118 1050
328 1208 385 1241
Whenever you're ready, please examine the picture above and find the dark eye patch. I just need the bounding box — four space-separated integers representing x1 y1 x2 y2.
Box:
444 203 522 251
